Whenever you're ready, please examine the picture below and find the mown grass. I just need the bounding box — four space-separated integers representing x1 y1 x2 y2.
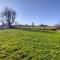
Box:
0 29 60 60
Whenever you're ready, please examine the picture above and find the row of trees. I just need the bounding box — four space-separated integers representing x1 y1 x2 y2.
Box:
0 7 60 30
0 7 16 28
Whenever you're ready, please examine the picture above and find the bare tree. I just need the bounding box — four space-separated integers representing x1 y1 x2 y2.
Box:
54 24 60 30
32 22 35 27
1 7 16 28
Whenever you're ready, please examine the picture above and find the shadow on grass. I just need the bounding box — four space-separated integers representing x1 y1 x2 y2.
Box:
20 28 56 34
0 28 56 34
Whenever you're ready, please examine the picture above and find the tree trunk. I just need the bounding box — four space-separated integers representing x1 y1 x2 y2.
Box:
8 22 11 28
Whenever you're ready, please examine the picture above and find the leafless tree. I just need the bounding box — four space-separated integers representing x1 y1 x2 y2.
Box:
32 22 35 27
54 24 60 30
1 7 16 28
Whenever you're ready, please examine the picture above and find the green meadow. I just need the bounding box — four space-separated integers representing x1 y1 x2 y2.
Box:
0 29 60 60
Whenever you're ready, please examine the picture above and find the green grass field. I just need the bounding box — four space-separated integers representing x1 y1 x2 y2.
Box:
0 29 60 60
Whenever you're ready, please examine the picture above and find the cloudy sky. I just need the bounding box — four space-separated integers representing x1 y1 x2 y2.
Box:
0 0 60 25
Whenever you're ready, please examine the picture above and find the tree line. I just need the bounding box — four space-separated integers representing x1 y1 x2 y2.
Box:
0 7 60 30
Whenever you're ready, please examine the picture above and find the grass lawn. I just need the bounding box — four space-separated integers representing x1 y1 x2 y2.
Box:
0 29 60 60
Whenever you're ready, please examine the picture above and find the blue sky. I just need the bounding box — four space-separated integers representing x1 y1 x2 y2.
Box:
0 0 60 25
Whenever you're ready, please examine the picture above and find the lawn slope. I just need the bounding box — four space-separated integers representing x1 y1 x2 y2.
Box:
0 29 60 60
